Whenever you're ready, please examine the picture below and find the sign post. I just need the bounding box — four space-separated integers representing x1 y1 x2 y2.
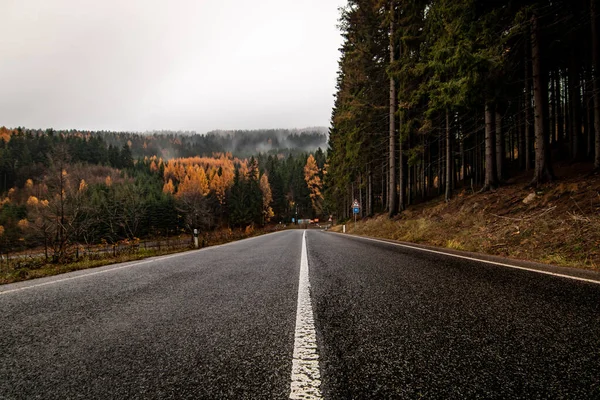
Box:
193 228 199 248
352 199 360 230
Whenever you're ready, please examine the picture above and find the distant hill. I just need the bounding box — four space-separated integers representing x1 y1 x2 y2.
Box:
204 128 328 157
0 126 328 161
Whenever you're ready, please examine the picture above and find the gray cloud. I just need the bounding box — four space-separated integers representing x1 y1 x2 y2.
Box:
0 0 344 132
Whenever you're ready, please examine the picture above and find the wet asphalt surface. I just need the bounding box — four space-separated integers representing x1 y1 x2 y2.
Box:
1 230 600 399
308 232 600 399
0 231 302 400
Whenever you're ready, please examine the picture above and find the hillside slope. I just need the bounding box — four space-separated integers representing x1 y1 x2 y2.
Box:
335 163 600 271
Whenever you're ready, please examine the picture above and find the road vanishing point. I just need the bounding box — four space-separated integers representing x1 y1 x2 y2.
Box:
1 230 600 399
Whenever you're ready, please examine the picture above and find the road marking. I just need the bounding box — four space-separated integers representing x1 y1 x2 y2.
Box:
349 235 600 286
290 231 322 399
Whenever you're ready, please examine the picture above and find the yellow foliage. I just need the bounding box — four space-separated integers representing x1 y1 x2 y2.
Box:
176 166 209 198
0 225 4 236
163 179 175 194
79 179 87 191
25 179 34 190
105 176 112 187
27 196 39 206
304 154 323 214
17 219 29 230
260 174 274 222
164 153 242 200
0 126 13 143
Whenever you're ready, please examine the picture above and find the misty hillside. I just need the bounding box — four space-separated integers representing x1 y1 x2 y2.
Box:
205 129 328 157
83 128 327 159
0 126 328 161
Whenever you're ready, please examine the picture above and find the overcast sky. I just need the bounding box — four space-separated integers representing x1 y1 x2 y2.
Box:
1 0 345 133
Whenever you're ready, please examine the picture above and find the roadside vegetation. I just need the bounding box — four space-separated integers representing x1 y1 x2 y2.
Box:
0 225 282 284
334 163 600 270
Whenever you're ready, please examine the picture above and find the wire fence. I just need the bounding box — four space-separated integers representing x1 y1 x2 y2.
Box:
0 237 194 266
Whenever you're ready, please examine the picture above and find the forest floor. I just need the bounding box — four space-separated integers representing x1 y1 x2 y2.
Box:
333 162 600 271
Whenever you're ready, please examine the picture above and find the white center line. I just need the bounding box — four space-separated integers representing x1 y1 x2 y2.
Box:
290 230 322 399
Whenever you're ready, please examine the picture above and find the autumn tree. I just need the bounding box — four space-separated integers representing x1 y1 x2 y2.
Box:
304 154 323 217
175 165 212 233
259 174 274 224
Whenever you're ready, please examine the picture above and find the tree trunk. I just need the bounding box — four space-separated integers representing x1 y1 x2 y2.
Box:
586 72 593 159
399 110 406 211
557 69 564 152
592 0 600 169
388 0 397 217
445 108 452 201
583 71 591 159
381 162 386 211
474 129 480 186
525 28 532 171
569 55 581 160
495 108 504 181
367 169 373 216
422 139 426 199
437 133 442 194
509 118 514 164
549 69 556 145
359 174 363 218
518 99 525 169
482 101 498 191
530 12 554 186
407 132 412 205
460 134 465 185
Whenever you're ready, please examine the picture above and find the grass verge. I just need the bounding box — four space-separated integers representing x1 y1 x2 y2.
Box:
0 226 279 285
332 164 600 272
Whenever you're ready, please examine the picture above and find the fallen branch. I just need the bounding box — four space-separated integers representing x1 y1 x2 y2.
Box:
490 213 522 221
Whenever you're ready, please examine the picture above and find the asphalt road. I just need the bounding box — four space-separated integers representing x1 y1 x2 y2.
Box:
1 230 600 399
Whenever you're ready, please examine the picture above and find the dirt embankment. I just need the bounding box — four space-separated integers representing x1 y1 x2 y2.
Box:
335 163 600 271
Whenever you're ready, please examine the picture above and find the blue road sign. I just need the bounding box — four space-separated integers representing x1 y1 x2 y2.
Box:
353 207 360 214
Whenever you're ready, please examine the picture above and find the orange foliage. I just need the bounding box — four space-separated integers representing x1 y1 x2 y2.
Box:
176 165 209 198
163 153 243 201
0 126 15 143
304 154 323 214
260 174 274 221
27 196 39 206
163 179 175 194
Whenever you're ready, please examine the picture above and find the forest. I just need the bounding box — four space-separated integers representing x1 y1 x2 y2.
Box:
325 0 600 219
0 127 326 261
